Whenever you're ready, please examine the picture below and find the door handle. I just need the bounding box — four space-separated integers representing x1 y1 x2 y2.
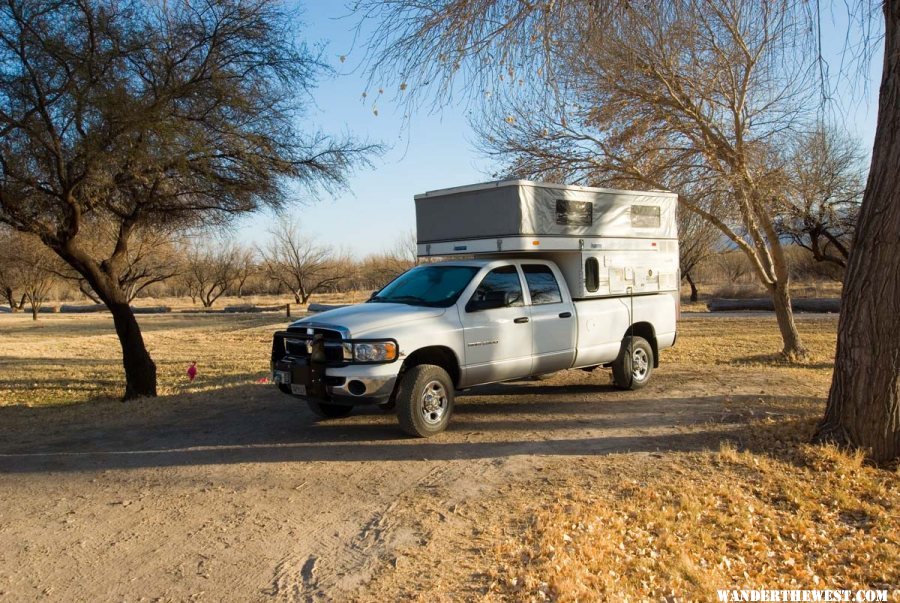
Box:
514 317 529 324
558 312 572 318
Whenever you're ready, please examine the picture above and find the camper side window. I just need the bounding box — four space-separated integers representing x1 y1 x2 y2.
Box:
585 258 600 292
631 205 661 228
522 265 563 305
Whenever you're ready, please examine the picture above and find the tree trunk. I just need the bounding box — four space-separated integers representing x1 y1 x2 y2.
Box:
3 286 17 311
814 0 900 463
770 279 807 360
79 281 102 304
31 303 38 321
55 243 158 400
108 300 157 400
685 272 699 302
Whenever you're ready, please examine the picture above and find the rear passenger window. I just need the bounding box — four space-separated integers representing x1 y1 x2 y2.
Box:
585 257 600 292
522 264 563 305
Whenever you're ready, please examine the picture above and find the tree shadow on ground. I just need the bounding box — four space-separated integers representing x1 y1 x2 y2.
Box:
0 374 824 474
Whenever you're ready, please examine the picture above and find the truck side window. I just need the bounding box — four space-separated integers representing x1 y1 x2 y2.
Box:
585 257 600 292
522 264 563 305
469 266 524 308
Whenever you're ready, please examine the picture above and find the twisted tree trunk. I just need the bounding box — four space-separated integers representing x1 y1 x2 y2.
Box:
55 241 157 400
814 0 900 462
685 272 699 302
108 300 157 399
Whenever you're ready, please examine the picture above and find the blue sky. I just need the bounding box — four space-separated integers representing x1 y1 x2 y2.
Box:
234 3 883 255
234 3 487 255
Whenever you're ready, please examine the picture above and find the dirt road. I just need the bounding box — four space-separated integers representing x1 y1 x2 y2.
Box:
0 314 835 601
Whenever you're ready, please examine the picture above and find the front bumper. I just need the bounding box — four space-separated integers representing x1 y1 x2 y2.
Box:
271 327 400 406
272 358 398 405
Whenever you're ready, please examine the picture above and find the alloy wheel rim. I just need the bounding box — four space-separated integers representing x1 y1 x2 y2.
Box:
421 380 448 425
632 348 649 381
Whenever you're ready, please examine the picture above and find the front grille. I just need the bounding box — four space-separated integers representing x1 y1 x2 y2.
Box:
283 327 346 364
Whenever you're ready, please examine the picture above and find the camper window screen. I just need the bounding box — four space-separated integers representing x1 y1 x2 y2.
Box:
556 200 593 226
631 205 661 228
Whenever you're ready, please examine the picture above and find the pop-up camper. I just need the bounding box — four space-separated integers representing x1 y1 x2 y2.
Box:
415 180 680 299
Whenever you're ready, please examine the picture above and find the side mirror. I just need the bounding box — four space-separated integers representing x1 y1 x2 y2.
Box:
368 289 380 301
466 290 517 312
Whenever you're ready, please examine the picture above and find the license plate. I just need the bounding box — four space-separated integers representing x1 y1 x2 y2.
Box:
274 371 291 385
291 384 307 396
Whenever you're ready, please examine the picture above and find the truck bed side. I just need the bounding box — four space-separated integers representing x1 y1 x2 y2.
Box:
572 293 678 368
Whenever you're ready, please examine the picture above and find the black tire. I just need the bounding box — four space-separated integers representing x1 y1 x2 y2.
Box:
306 399 353 419
395 364 454 437
612 336 653 390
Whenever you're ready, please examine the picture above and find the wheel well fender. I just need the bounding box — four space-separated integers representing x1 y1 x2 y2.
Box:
624 321 659 367
397 346 461 389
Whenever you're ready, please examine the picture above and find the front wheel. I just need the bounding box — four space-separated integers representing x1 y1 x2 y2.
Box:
612 336 653 390
395 365 454 437
307 399 353 419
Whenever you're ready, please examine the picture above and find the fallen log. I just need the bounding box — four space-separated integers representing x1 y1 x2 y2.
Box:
223 304 286 313
60 304 170 314
307 303 348 313
707 297 840 313
59 304 105 313
131 306 171 314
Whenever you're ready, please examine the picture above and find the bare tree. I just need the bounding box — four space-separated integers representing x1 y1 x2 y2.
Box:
814 2 900 462
181 241 243 308
232 248 258 298
778 126 865 268
678 206 719 302
259 221 348 304
54 224 182 304
392 230 419 266
715 250 754 285
0 0 375 399
358 0 817 359
0 228 26 312
0 231 56 320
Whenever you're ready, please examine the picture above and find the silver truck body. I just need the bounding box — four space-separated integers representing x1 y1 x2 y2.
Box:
271 181 679 436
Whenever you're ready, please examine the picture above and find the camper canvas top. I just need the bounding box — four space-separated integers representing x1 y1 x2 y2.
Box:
414 180 677 256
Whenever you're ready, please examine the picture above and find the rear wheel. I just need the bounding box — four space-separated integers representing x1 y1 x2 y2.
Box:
307 399 353 419
395 364 454 437
612 336 653 390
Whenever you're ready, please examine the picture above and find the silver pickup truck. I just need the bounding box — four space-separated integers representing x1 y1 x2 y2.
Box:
271 256 677 437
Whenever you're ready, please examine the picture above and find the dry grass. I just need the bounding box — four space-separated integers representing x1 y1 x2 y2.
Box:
667 315 838 370
0 313 288 406
483 435 898 602
0 311 837 408
470 314 899 603
0 292 369 407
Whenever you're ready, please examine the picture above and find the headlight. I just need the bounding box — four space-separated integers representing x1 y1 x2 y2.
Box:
352 341 398 363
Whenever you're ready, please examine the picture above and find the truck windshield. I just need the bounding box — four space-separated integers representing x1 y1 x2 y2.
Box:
370 265 480 308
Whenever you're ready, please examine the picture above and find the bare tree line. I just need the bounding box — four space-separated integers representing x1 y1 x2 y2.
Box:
0 217 849 318
0 225 421 313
